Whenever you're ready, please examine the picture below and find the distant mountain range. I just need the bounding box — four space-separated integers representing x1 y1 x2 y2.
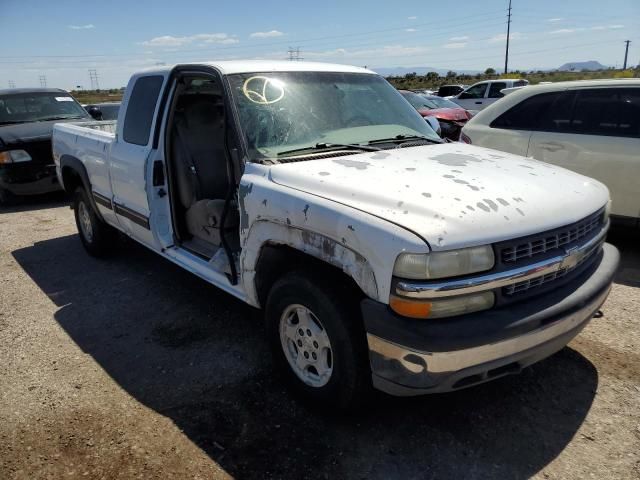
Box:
372 61 610 77
371 67 481 77
556 61 608 71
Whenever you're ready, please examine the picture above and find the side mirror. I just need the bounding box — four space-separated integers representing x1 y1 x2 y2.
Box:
87 106 103 120
425 116 442 137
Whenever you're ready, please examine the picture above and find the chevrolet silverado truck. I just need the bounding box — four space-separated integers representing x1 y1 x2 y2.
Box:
0 88 91 204
52 61 619 410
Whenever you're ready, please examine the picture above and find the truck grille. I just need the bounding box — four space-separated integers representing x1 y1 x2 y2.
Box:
500 210 603 264
503 232 602 296
503 268 569 295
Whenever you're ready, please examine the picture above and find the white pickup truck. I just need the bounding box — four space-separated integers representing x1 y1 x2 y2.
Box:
53 61 618 410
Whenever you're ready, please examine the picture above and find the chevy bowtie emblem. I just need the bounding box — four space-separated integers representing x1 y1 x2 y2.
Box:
559 246 581 270
242 76 286 105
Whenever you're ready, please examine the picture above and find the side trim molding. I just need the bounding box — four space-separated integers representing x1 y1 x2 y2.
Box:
92 191 113 210
113 202 150 229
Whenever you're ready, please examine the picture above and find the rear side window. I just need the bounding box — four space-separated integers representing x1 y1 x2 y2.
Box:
571 88 640 138
123 75 164 145
538 92 575 132
488 82 507 98
491 92 565 130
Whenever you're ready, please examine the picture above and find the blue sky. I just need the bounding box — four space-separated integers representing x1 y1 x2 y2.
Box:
1 0 638 89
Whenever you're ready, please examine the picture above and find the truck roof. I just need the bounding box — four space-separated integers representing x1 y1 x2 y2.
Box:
137 60 376 76
0 87 69 95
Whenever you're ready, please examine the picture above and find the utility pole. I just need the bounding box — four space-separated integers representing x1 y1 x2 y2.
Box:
287 47 303 61
623 40 631 69
8 80 15 88
39 75 47 88
504 0 512 74
88 69 100 90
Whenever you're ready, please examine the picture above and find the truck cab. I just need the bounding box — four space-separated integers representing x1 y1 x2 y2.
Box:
53 61 618 410
451 79 529 112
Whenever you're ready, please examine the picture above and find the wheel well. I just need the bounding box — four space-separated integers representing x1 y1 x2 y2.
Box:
254 244 365 307
61 166 83 194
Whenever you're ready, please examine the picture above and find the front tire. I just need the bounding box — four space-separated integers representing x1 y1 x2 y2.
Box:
266 271 371 411
73 187 116 257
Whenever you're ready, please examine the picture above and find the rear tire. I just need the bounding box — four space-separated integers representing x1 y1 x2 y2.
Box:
73 187 116 257
265 271 371 411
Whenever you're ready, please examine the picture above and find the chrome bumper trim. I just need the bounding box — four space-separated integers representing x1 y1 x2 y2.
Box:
396 222 608 299
369 284 610 378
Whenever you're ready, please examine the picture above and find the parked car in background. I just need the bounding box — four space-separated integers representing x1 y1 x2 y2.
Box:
84 102 121 121
461 79 640 223
52 61 618 411
0 88 91 204
436 84 466 97
399 90 472 140
411 88 436 96
451 79 529 111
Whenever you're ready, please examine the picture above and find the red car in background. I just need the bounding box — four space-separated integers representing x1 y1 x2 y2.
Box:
399 90 472 141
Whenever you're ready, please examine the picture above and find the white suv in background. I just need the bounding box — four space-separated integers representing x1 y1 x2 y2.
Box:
461 79 640 223
450 79 529 111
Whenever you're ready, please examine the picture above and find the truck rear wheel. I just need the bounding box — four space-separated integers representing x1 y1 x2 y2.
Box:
73 187 116 257
265 271 371 411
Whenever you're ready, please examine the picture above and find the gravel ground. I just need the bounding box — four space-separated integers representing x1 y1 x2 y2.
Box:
1 196 638 479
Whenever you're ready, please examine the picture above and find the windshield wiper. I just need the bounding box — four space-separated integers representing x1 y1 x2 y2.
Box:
368 134 443 145
278 142 380 157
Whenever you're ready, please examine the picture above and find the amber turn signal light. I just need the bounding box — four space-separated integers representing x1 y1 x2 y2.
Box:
389 295 432 319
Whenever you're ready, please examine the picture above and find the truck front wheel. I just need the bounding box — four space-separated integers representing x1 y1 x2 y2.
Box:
265 271 371 411
73 187 116 257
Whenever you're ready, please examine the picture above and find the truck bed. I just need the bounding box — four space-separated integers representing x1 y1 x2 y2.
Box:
52 120 118 199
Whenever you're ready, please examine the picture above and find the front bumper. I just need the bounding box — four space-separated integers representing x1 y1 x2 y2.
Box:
0 163 61 196
362 243 619 396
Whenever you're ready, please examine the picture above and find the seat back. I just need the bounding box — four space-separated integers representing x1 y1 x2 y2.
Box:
171 94 228 208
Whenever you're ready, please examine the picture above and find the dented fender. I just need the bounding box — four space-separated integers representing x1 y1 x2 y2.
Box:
240 220 378 307
238 162 430 307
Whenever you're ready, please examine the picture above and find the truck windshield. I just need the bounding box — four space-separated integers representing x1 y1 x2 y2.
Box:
0 92 88 125
227 72 440 161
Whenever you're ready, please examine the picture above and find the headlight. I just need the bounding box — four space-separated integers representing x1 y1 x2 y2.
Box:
393 245 495 280
0 150 32 164
390 291 495 319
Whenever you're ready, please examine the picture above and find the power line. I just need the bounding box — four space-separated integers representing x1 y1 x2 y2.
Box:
504 0 512 73
0 10 509 61
623 40 631 69
39 75 47 87
287 47 303 61
88 69 100 89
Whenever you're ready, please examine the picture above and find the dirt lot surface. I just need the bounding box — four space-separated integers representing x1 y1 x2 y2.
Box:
1 196 639 479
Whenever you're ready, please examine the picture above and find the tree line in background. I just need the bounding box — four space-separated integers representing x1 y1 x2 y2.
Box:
387 67 640 90
68 67 640 103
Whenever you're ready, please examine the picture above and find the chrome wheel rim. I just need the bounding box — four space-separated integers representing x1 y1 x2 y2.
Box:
78 201 94 243
279 304 333 387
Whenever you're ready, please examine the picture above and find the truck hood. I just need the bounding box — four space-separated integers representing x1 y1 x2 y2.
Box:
0 118 87 147
269 143 609 250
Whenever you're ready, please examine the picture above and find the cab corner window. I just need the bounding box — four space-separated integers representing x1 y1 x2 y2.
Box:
123 75 164 146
